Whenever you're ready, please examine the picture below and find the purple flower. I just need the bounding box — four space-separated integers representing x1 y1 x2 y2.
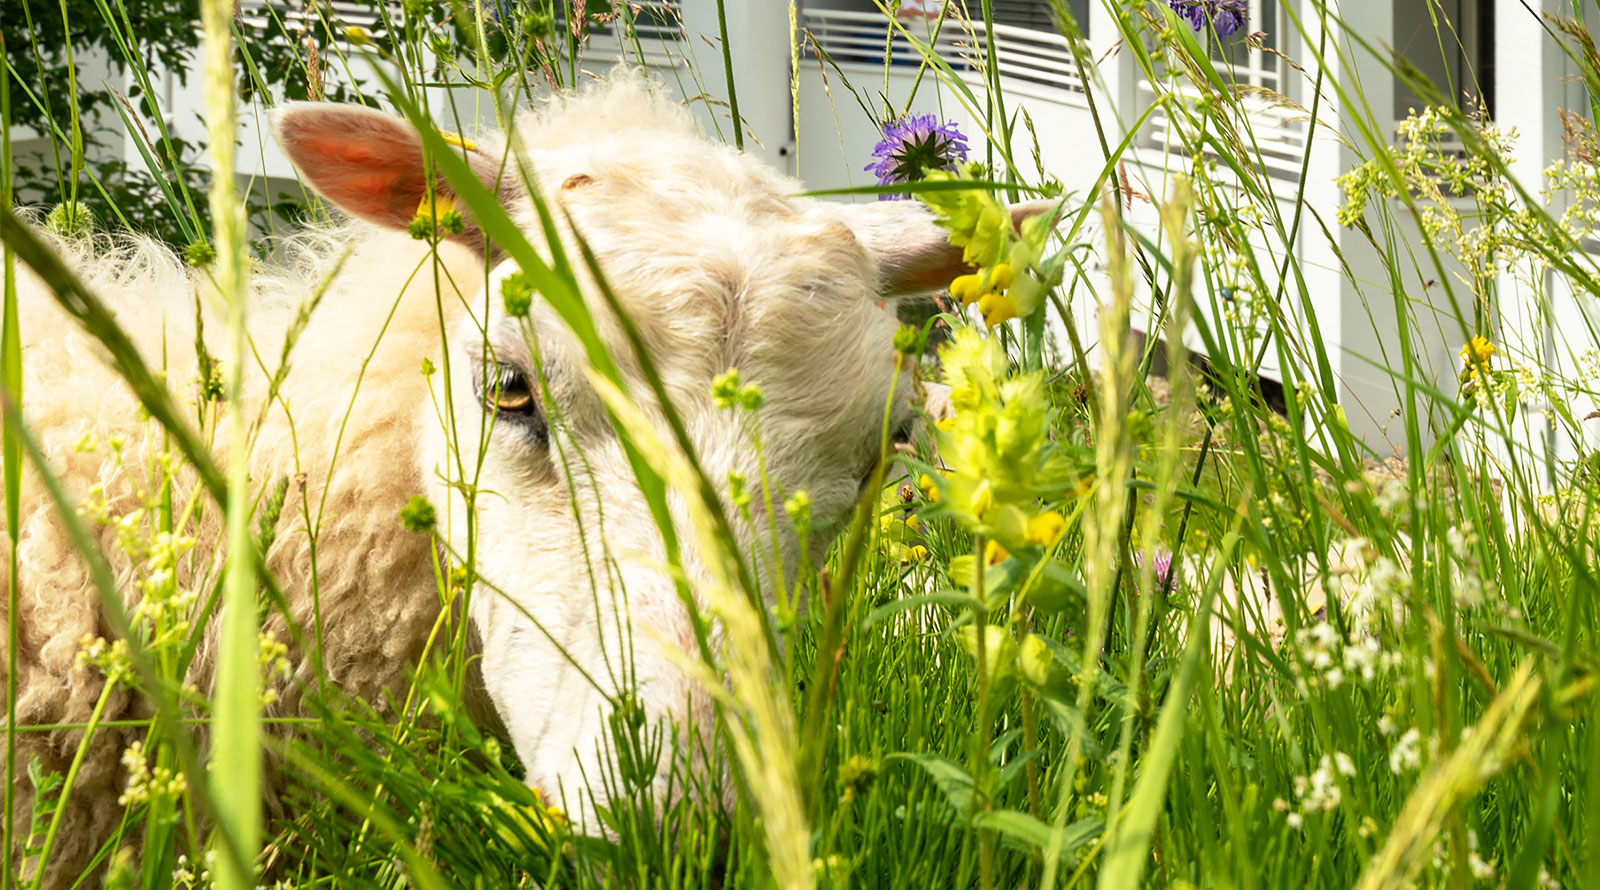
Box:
1135 547 1177 592
1167 0 1247 38
864 113 970 201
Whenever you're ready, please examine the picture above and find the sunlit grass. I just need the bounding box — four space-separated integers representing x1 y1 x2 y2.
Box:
4 1 1600 888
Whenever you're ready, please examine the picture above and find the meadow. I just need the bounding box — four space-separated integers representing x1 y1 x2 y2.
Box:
3 1 1598 888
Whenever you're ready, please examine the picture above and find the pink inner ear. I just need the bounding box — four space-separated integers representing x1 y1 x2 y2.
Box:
276 105 432 231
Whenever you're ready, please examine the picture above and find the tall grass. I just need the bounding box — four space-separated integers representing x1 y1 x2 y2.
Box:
4 0 1600 888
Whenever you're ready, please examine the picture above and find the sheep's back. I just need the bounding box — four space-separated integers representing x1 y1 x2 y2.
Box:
1 222 485 885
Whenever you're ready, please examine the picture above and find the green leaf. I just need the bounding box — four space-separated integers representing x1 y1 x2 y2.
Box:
887 752 976 814
974 809 1103 859
1025 560 1089 613
863 591 983 630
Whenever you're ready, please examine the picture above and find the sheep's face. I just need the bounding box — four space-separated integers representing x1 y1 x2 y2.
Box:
275 78 981 810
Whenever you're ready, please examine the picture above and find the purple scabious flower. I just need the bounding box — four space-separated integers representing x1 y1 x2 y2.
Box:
1168 0 1247 38
864 113 970 200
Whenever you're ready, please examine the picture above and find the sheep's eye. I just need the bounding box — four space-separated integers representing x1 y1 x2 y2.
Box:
892 418 916 447
492 369 536 416
474 362 548 447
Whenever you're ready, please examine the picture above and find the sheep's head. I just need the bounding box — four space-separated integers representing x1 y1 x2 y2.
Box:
274 76 996 812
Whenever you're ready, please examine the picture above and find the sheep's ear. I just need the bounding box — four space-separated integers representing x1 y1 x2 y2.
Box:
272 102 501 246
837 199 1060 297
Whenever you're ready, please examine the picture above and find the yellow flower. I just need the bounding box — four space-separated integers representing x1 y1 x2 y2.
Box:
919 473 942 502
1025 510 1065 546
987 262 1015 292
970 479 994 518
419 191 457 217
977 291 1018 328
909 545 929 561
951 273 984 306
1460 335 1496 380
985 539 1009 565
1461 335 1495 368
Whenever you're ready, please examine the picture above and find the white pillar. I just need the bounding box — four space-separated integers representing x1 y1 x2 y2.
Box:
1299 0 1414 451
1494 0 1580 486
1087 0 1138 146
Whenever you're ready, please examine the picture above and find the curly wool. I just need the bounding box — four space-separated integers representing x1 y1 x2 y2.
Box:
2 216 485 885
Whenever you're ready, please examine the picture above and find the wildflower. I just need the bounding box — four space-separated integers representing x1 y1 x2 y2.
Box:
985 539 1009 565
864 113 969 199
45 201 95 239
1390 727 1423 773
727 471 752 512
410 193 465 240
976 290 1018 328
185 239 215 267
171 856 196 888
918 473 942 502
784 490 811 524
921 168 1060 326
1460 335 1496 379
399 495 437 533
1342 635 1383 682
1135 547 1176 590
712 369 765 411
892 324 924 355
838 754 878 803
1167 0 1247 37
929 328 1073 549
1292 756 1343 812
1025 511 1065 546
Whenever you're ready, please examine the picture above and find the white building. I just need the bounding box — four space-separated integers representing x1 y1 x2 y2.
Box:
15 0 1595 474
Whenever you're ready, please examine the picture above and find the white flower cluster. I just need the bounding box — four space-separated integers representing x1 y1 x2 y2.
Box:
1389 727 1424 774
1445 523 1491 608
1427 829 1499 884
1291 618 1402 693
1275 752 1357 829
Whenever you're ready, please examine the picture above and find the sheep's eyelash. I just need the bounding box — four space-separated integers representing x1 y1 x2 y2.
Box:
472 360 549 448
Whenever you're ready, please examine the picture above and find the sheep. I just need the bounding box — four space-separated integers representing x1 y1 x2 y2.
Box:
2 72 1003 884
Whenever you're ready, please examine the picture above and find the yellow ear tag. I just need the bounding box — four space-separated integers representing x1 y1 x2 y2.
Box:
439 129 477 151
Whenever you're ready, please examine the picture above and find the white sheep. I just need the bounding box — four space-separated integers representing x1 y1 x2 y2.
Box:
3 72 993 883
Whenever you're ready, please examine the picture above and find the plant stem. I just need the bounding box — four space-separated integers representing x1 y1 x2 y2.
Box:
972 534 994 890
199 0 260 886
714 0 743 151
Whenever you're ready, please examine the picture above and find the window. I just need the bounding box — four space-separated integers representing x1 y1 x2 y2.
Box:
1142 0 1305 178
993 0 1091 36
1208 0 1287 93
1393 0 1495 117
